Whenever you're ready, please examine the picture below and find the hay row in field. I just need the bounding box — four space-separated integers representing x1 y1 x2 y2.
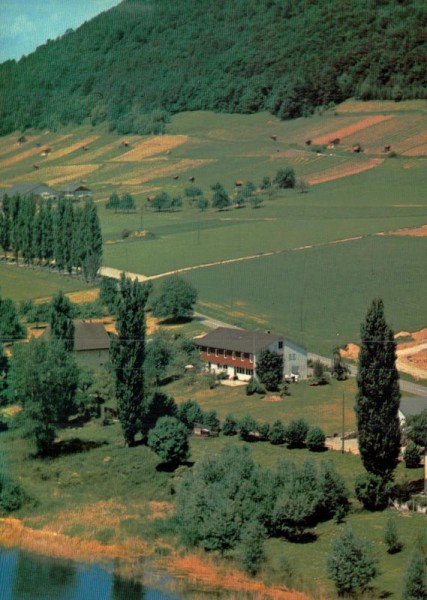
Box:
336 99 427 114
307 157 383 185
312 114 394 145
44 135 100 161
112 135 189 162
0 135 73 169
3 164 100 187
107 158 215 185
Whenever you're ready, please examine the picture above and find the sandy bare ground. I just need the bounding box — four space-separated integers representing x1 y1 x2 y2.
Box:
342 329 427 380
381 224 427 237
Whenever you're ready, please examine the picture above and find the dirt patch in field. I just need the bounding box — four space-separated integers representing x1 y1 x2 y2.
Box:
0 147 42 169
307 158 383 185
335 100 426 114
312 115 394 145
263 395 282 402
341 343 360 362
147 501 174 520
112 135 189 162
44 135 100 160
403 144 427 156
383 224 427 237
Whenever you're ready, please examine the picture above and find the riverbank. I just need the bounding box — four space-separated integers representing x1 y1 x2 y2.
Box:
0 516 314 600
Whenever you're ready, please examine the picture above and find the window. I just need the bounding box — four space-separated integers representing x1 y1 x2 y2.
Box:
232 351 236 360
278 341 283 349
223 349 227 357
222 364 228 370
249 354 253 363
245 368 253 375
289 353 296 360
215 348 219 357
207 347 211 355
241 352 244 361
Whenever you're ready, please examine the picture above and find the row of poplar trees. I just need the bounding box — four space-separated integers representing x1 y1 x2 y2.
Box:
0 194 102 281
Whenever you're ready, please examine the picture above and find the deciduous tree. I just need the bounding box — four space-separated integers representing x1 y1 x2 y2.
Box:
151 276 197 321
147 415 189 466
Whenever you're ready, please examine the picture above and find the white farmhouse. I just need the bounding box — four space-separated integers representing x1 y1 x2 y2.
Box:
194 327 307 382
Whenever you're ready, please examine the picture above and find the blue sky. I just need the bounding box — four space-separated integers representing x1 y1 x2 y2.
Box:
0 0 121 64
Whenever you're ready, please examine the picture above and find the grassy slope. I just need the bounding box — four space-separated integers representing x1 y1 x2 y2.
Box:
1 101 426 350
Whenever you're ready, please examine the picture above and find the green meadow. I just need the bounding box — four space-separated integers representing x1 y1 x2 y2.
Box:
1 101 426 354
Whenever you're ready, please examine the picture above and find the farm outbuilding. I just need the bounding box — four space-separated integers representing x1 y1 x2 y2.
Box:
194 327 307 382
60 183 92 200
2 182 58 201
42 319 111 367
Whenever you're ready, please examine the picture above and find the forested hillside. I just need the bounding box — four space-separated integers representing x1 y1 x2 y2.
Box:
0 0 426 135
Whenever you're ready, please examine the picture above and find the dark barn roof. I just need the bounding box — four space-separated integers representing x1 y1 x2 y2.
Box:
194 327 282 354
3 183 58 198
61 183 91 193
43 320 110 352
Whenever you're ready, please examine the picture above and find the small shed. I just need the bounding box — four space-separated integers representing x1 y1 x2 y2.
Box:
193 423 219 438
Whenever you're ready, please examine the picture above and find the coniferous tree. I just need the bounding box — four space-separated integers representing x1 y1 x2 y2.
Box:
10 194 22 262
0 340 9 406
32 201 44 264
106 192 120 212
239 521 266 576
0 195 12 257
50 291 75 352
20 197 36 265
41 199 54 264
62 201 74 273
54 198 66 270
402 551 427 600
110 274 150 445
327 528 378 597
355 299 401 480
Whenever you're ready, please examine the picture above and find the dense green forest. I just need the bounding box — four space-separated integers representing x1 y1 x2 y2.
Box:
0 0 426 135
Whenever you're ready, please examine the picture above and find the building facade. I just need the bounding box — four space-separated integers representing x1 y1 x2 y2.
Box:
194 327 307 382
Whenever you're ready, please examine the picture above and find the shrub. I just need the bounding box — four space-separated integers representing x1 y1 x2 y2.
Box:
121 228 131 239
239 521 266 576
306 426 326 451
355 472 391 511
202 410 220 430
274 168 295 189
177 399 203 430
384 517 402 554
269 420 287 445
257 422 270 441
147 416 189 466
403 441 422 468
286 418 309 448
222 414 238 436
246 377 264 396
0 476 25 514
239 415 258 441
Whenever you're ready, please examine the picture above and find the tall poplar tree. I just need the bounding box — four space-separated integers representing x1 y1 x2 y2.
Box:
0 194 12 257
81 199 102 281
62 201 74 273
110 274 151 446
10 194 22 262
50 291 75 352
20 197 36 265
355 299 401 479
54 198 66 270
41 199 54 264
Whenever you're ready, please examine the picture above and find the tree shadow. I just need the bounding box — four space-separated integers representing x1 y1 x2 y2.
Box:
53 438 108 457
158 316 193 325
156 460 194 473
286 531 318 544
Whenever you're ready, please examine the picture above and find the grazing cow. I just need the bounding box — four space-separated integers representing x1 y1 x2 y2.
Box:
305 139 312 146
147 195 156 202
173 175 179 180
32 164 39 170
384 144 391 151
270 134 277 141
165 149 172 155
188 176 195 182
235 180 244 187
121 140 130 147
82 146 88 151
352 145 362 153
329 138 340 145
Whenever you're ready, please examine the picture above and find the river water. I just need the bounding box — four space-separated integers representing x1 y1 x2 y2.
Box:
0 549 183 600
